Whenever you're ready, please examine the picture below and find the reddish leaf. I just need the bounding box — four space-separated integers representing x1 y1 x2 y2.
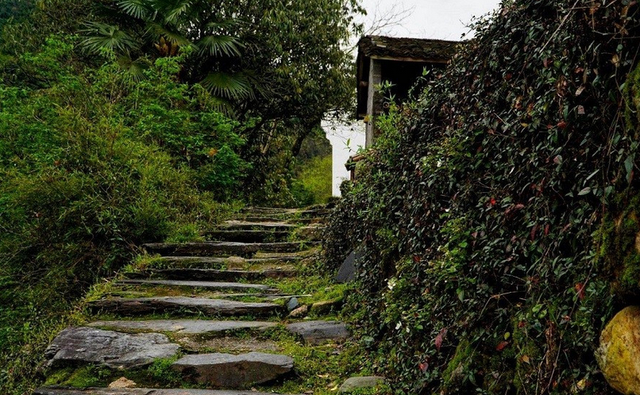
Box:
518 321 526 328
490 198 497 206
419 362 429 372
413 255 421 263
544 224 550 236
530 224 539 240
435 328 448 352
496 341 510 351
557 120 568 129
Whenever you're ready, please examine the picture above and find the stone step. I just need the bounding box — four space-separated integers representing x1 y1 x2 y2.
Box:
143 241 318 258
44 327 180 369
172 352 294 388
34 388 300 395
206 229 291 243
124 268 297 281
150 256 303 269
117 280 274 292
87 319 277 335
285 320 350 345
220 221 297 231
89 297 282 317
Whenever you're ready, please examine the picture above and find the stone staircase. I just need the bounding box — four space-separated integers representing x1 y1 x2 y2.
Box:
34 206 350 395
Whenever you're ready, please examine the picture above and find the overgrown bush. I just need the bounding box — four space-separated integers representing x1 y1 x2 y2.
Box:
0 35 238 393
325 1 640 393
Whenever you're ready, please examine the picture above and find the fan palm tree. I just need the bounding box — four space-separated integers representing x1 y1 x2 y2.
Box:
81 0 254 103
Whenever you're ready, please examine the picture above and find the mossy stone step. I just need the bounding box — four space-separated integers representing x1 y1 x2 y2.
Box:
44 327 179 369
172 352 294 388
87 319 277 335
206 229 291 243
34 388 300 395
285 321 350 345
124 268 296 282
150 256 303 269
220 221 297 231
89 297 282 317
143 242 318 258
117 280 274 292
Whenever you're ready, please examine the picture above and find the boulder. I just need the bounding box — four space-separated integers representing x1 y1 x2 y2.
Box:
597 306 640 394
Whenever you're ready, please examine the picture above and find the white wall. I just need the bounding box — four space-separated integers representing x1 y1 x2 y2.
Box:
323 120 366 197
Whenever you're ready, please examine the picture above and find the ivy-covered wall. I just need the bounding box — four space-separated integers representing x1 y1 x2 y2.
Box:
324 1 640 393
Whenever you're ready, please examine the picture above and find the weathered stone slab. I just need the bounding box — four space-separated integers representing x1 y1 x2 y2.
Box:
310 299 343 315
207 229 291 243
117 279 272 292
125 268 296 281
153 256 302 269
89 297 282 317
172 352 293 388
338 376 386 393
144 242 317 258
44 327 179 369
35 388 300 395
88 320 277 335
286 321 349 345
221 221 296 231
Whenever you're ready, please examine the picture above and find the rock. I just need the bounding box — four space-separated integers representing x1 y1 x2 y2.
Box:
108 377 137 389
286 321 349 345
220 221 296 231
172 352 294 388
89 297 282 317
286 297 300 311
117 279 272 292
207 229 291 243
338 376 385 393
336 249 363 283
34 387 301 395
88 320 277 335
44 327 179 369
597 306 640 394
310 300 343 315
289 305 309 318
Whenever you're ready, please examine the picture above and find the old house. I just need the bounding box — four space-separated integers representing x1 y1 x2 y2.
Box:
356 35 460 148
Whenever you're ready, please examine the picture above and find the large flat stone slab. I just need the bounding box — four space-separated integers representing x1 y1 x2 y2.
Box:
172 352 293 388
88 320 277 335
151 256 302 269
44 327 179 369
286 321 350 345
144 242 317 258
125 268 296 282
35 388 300 395
117 280 272 292
89 297 282 317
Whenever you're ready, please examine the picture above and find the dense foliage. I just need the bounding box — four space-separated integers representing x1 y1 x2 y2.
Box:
0 0 356 391
325 0 640 393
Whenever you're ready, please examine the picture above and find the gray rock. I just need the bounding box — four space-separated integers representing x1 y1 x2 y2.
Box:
310 300 343 315
44 327 179 369
117 279 272 292
172 352 294 388
220 221 296 231
286 321 349 345
89 297 282 317
155 256 302 269
88 320 277 335
286 297 300 311
34 387 300 395
339 376 386 393
336 249 363 283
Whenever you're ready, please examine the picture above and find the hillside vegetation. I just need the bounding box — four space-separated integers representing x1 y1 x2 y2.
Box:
325 0 640 393
0 1 358 392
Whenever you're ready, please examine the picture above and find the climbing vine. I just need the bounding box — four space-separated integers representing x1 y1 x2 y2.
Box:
325 0 640 393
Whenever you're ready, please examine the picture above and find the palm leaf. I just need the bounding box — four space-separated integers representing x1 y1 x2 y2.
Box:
80 22 138 55
201 71 255 101
160 0 192 24
117 0 152 19
117 55 151 81
146 22 190 46
196 35 243 57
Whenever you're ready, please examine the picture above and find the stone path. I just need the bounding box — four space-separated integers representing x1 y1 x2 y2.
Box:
35 206 353 394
